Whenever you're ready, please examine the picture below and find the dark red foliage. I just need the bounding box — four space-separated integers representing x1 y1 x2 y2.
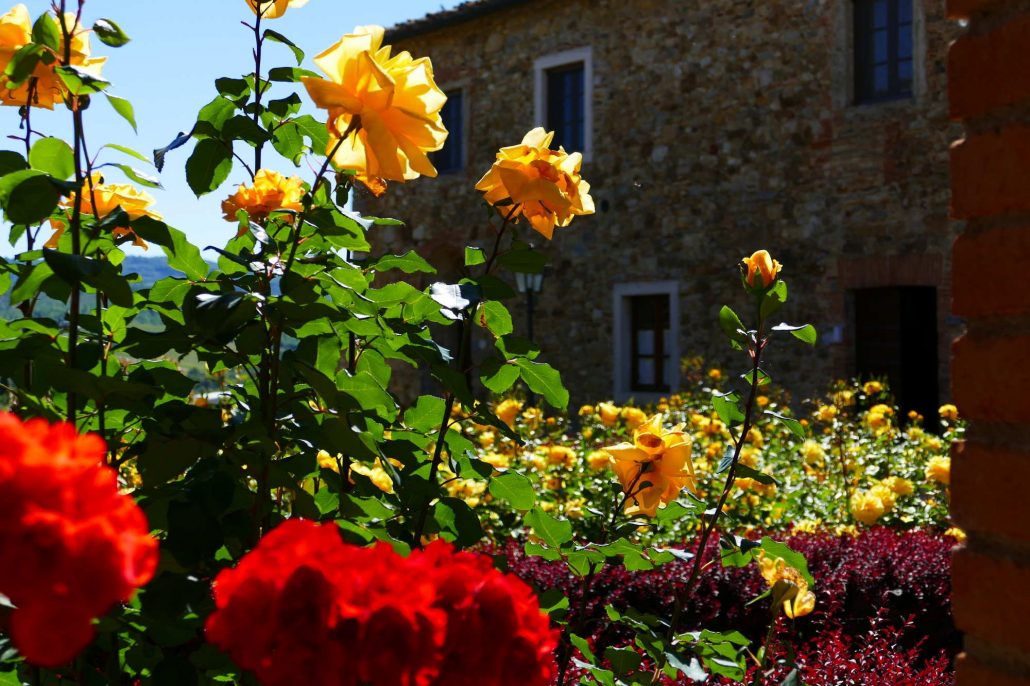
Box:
206 519 558 686
502 527 958 685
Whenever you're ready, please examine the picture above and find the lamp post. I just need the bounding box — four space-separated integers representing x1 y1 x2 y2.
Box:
515 271 545 404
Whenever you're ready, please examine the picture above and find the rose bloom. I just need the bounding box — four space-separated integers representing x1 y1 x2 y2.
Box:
850 490 886 525
578 404 594 417
757 553 816 619
302 26 447 186
546 445 576 469
620 407 646 431
925 456 950 485
495 398 522 428
604 414 696 517
938 404 959 422
222 169 305 230
0 6 105 109
0 413 158 666
597 402 620 427
247 0 308 19
800 439 825 466
863 380 884 395
47 172 162 249
741 250 782 289
207 519 557 686
475 127 594 240
586 450 612 471
881 475 914 496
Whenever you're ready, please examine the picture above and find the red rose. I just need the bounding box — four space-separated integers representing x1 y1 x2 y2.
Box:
0 413 159 666
207 521 557 686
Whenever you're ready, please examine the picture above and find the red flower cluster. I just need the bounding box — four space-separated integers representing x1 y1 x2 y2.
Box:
206 519 557 686
0 413 159 666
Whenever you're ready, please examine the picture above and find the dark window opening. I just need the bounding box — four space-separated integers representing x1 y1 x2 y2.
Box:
431 90 463 173
546 63 585 152
854 0 914 103
853 286 938 423
629 295 670 393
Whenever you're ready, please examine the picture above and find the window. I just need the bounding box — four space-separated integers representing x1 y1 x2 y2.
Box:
854 0 914 103
431 89 464 173
546 64 585 152
534 48 593 161
852 286 938 421
613 282 679 400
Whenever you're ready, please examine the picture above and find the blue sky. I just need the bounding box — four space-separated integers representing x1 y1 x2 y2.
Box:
0 0 460 255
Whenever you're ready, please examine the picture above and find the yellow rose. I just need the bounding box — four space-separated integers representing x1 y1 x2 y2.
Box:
757 553 816 619
604 413 696 517
597 402 620 427
586 450 612 471
522 407 543 427
850 490 886 525
578 404 594 417
475 127 594 239
0 7 105 109
925 456 951 485
547 445 577 469
478 431 495 449
707 368 722 381
302 26 447 185
800 439 825 466
47 172 161 249
746 427 763 448
944 526 966 542
814 405 837 422
869 483 898 510
247 0 308 19
881 475 914 496
863 380 884 395
938 404 959 422
741 250 782 289
621 407 647 431
221 169 305 229
756 395 770 407
480 452 509 470
495 398 522 428
316 449 339 473
527 455 548 472
581 427 594 440
349 458 394 494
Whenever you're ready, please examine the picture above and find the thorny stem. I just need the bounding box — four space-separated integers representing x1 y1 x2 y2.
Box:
555 470 649 686
412 205 520 546
251 7 265 175
648 313 768 685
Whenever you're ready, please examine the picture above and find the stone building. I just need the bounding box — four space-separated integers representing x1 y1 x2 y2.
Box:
361 0 962 415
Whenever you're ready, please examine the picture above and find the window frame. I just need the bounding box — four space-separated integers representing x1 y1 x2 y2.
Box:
534 47 593 162
431 84 468 174
612 281 680 402
852 0 915 104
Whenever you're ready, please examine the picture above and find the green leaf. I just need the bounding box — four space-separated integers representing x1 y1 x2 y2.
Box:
760 280 788 318
433 497 483 548
479 358 520 394
712 390 745 426
185 139 233 196
264 29 304 65
31 13 60 51
0 170 59 224
488 472 535 510
524 506 573 548
765 410 806 438
498 241 547 273
102 143 151 165
56 65 110 95
132 217 209 280
478 300 513 337
28 137 74 179
105 94 138 132
514 359 568 409
0 150 28 176
215 77 250 99
759 537 814 587
267 66 320 82
93 18 131 47
605 647 643 677
4 44 43 86
718 305 748 343
464 246 486 266
781 669 805 686
771 322 818 345
106 162 161 188
43 250 133 307
734 464 777 486
223 115 269 147
373 251 435 274
403 395 446 432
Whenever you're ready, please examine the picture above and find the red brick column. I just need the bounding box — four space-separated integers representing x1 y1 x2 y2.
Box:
949 1 1030 684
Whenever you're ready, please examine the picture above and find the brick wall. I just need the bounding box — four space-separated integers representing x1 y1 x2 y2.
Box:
949 0 1030 683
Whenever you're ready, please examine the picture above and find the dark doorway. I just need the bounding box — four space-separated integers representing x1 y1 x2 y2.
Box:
853 286 939 422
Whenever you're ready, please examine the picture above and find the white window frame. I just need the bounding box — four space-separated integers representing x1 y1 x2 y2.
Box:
533 47 593 162
612 281 680 403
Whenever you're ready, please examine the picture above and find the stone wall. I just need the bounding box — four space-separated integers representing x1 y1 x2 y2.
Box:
361 0 961 409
